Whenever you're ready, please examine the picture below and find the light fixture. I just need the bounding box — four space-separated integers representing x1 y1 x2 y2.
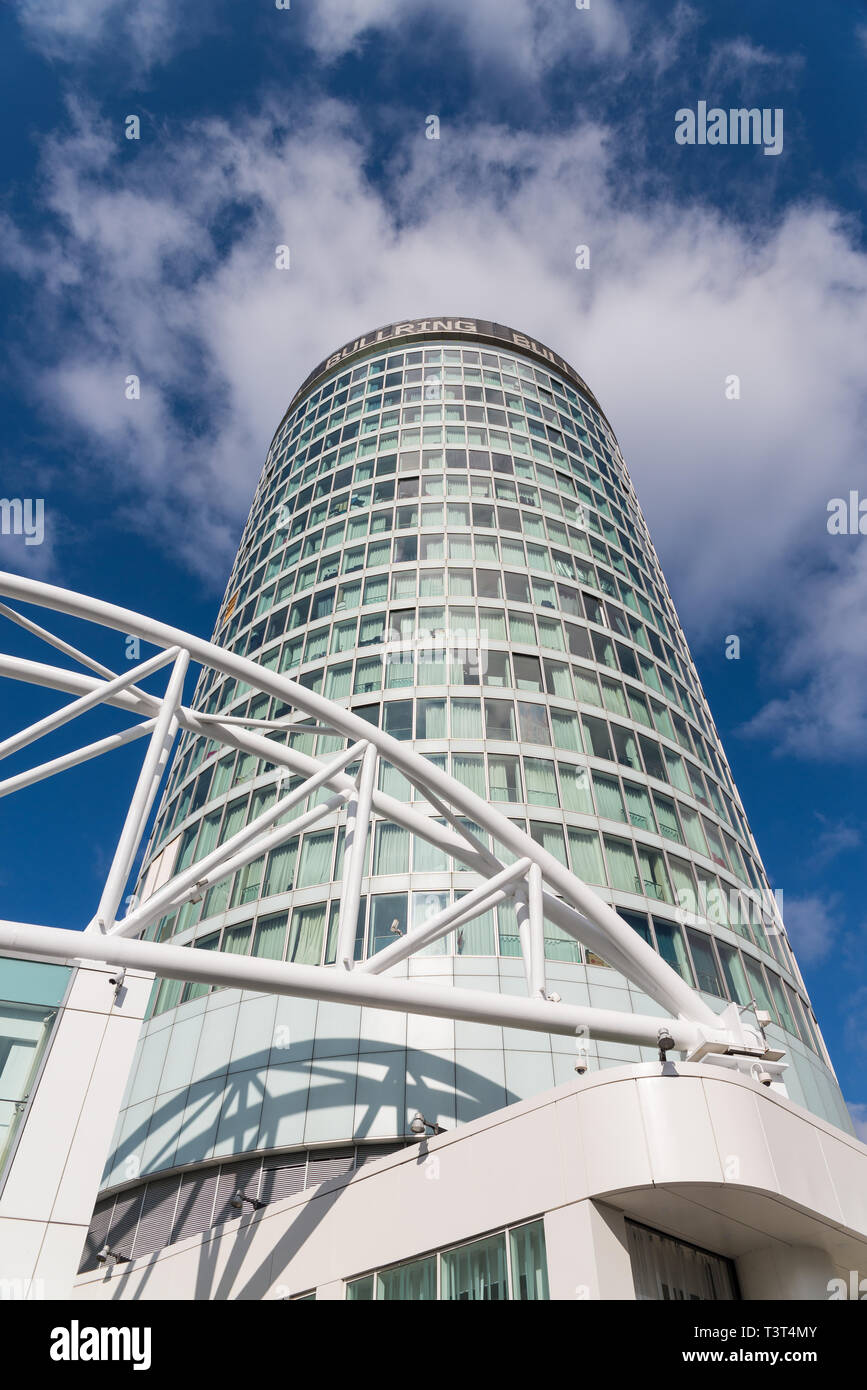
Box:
96 1244 129 1267
409 1111 446 1137
656 1025 676 1062
389 919 403 936
230 1188 265 1211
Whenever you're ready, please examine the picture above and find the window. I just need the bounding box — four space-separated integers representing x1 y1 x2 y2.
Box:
627 1221 738 1301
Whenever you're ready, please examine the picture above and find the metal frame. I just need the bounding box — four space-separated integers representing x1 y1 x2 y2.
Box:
0 570 776 1063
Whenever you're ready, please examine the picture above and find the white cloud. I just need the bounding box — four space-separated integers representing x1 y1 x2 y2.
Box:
780 895 840 966
13 0 185 71
304 0 632 72
4 95 867 756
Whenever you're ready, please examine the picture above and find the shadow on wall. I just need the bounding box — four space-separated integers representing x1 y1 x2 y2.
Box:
103 1136 442 1303
106 1039 534 1185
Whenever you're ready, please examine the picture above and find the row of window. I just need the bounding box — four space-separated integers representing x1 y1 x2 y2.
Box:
345 1219 549 1301
232 461 674 660
156 694 749 880
146 887 819 1056
151 783 788 981
226 494 678 658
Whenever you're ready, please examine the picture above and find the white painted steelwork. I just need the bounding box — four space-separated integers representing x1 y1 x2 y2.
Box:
0 570 773 1061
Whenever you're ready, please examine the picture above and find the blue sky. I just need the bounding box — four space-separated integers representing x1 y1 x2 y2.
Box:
1 0 866 1128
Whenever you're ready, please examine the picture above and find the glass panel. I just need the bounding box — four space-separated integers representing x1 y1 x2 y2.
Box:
489 754 521 802
287 904 325 964
524 758 558 806
718 943 751 1007
686 929 724 997
297 831 334 886
374 822 410 874
377 1257 437 1300
652 918 695 984
509 1221 550 1300
252 913 287 961
369 894 408 955
453 753 486 797
559 763 593 813
594 773 627 823
568 829 607 885
441 1232 509 1301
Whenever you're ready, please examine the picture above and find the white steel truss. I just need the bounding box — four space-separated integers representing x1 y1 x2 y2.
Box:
0 570 780 1065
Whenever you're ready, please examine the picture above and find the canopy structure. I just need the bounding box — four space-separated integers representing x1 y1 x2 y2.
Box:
0 570 779 1065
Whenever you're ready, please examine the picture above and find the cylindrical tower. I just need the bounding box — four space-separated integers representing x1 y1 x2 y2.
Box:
90 319 849 1263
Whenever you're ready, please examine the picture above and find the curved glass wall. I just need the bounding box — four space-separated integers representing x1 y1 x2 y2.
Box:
102 322 851 1193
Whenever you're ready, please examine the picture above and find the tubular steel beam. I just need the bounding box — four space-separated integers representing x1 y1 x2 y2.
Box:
0 571 730 1033
0 920 713 1054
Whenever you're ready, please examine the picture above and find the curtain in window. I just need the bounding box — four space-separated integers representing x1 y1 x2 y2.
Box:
223 923 252 956
441 1233 509 1301
452 699 483 739
253 914 287 961
604 837 639 893
232 856 265 907
685 929 723 997
652 919 694 983
509 1222 550 1300
264 842 297 897
595 774 627 822
359 615 384 645
524 758 558 806
637 846 672 903
667 857 697 919
530 821 567 865
558 763 592 813
680 806 708 856
663 749 690 792
385 651 415 689
453 754 486 797
297 831 334 886
354 656 382 693
421 535 444 561
324 663 352 699
538 619 565 651
653 795 682 842
717 942 751 1006
742 956 775 1016
392 571 417 599
374 822 409 875
287 904 325 965
416 699 445 739
508 613 536 644
567 829 606 885
550 710 582 754
376 1258 437 1300
454 898 495 955
176 825 198 874
489 754 520 802
626 1222 737 1301
194 811 222 862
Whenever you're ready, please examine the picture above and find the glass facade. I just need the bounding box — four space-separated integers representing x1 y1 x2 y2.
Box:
0 955 72 1183
102 321 851 1201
